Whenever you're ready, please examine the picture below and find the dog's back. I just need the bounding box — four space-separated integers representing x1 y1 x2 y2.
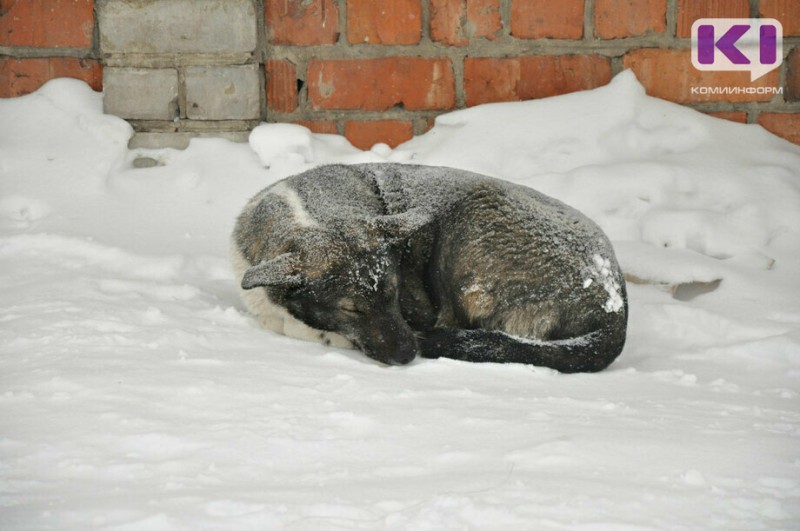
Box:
366 164 628 371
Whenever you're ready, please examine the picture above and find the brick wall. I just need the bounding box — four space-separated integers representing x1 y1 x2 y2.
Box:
1 1 799 147
0 0 101 95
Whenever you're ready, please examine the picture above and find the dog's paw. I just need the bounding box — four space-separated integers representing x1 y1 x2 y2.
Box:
420 328 466 360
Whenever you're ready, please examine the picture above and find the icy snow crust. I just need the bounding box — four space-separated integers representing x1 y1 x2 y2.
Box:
2 73 800 528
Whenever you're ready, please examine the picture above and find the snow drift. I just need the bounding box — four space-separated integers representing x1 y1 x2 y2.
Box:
1 71 799 529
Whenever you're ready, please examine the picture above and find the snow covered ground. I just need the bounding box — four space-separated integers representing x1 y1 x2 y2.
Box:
1 71 799 530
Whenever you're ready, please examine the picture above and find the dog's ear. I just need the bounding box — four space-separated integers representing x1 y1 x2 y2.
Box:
369 210 428 243
241 253 305 290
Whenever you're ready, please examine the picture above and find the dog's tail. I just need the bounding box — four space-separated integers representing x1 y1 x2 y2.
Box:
420 316 626 373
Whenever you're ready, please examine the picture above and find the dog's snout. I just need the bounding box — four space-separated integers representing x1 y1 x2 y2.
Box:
388 343 417 366
358 315 418 366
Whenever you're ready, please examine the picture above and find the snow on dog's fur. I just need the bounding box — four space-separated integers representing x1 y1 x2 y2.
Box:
231 163 627 371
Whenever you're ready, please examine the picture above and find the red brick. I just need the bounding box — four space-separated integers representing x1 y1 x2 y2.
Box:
464 55 612 106
345 120 414 150
511 0 583 39
347 0 422 44
706 111 748 123
622 48 779 103
0 57 101 98
758 113 800 145
760 0 800 37
595 0 666 39
430 0 502 46
295 121 338 134
266 0 339 45
308 57 455 111
787 48 800 102
0 0 94 48
676 0 749 38
266 60 297 113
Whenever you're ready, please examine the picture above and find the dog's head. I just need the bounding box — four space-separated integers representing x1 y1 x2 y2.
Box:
241 212 425 365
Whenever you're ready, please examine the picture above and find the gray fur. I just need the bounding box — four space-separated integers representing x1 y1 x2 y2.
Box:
231 163 628 372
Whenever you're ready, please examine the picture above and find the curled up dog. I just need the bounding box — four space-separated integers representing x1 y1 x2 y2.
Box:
231 163 627 372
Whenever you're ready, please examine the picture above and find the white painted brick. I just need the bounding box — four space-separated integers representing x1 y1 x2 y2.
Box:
103 68 179 120
185 65 261 120
98 0 257 54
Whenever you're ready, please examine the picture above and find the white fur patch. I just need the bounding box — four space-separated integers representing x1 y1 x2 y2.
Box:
587 254 624 313
230 240 352 349
269 181 318 228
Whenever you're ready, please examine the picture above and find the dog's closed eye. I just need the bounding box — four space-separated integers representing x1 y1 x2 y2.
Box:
337 299 363 315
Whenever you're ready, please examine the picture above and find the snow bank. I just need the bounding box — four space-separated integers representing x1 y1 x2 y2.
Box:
1 72 799 529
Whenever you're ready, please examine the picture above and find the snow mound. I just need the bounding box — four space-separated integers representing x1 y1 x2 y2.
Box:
1 71 799 529
249 123 384 176
392 71 800 264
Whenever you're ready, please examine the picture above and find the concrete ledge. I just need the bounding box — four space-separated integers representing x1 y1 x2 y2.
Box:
129 131 251 150
126 119 261 133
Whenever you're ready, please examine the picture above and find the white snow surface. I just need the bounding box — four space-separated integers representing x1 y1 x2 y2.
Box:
2 72 800 529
